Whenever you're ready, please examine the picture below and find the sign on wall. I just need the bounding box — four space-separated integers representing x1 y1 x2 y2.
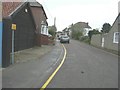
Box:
11 24 16 30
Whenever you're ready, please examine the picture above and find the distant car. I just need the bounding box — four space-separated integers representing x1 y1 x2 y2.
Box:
58 35 61 40
60 36 70 43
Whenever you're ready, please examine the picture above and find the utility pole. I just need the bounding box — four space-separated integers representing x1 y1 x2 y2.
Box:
54 17 56 27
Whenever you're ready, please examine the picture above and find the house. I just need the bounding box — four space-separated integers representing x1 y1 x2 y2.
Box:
102 13 120 51
56 31 62 36
30 1 49 45
62 27 69 36
2 1 36 67
91 13 120 53
56 31 62 38
71 22 92 36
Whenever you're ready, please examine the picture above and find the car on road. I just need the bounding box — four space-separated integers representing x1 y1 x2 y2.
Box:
60 35 70 43
58 35 61 40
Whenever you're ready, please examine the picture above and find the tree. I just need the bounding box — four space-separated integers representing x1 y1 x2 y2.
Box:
70 23 83 40
48 25 57 38
88 29 101 40
71 27 83 40
101 23 111 33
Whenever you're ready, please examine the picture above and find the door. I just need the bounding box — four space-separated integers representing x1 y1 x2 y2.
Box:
101 37 104 48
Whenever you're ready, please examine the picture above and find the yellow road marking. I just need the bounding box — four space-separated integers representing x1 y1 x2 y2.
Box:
40 44 67 90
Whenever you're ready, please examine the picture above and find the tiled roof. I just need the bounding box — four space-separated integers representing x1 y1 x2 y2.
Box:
29 1 48 19
78 22 91 29
2 0 48 19
2 0 25 18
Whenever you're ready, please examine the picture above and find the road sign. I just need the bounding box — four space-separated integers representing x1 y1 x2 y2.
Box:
11 24 16 30
11 23 16 64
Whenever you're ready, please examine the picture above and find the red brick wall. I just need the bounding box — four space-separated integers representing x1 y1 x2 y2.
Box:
35 34 41 46
30 6 48 46
48 37 55 45
30 7 43 33
41 34 49 45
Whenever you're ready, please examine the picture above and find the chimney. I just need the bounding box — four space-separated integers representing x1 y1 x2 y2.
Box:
118 1 120 14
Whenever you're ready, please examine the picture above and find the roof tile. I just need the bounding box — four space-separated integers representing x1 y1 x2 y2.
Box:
2 1 23 18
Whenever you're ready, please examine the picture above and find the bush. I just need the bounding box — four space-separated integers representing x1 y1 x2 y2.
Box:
72 31 83 40
80 36 90 44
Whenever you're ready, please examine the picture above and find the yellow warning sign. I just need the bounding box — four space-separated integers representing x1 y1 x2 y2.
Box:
11 24 16 30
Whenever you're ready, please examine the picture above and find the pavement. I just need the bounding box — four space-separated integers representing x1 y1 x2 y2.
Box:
48 40 118 88
14 45 54 63
2 41 64 88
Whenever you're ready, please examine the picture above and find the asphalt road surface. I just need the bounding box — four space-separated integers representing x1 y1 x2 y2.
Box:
48 40 118 88
2 42 64 88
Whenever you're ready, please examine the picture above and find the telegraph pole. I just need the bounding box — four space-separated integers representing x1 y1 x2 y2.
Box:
54 17 56 26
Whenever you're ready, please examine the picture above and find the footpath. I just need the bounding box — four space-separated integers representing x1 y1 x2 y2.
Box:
14 45 54 63
2 41 64 88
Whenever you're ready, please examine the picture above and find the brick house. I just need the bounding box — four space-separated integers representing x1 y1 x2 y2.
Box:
30 1 49 45
2 1 36 67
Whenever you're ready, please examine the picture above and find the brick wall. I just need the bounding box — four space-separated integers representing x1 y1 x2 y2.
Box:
91 34 102 47
48 37 55 45
35 34 41 46
30 4 48 46
41 34 49 45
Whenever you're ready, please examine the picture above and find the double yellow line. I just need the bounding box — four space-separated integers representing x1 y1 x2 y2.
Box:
40 44 67 90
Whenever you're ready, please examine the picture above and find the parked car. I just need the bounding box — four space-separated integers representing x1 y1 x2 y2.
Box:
60 36 70 43
58 35 61 40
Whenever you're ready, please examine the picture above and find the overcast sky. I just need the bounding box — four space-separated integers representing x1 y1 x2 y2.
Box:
37 0 119 31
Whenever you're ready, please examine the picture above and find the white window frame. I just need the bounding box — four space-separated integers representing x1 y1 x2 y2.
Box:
41 25 44 34
113 32 120 43
41 25 49 36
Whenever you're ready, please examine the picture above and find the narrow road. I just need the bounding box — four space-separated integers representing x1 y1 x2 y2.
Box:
2 42 64 88
48 40 118 88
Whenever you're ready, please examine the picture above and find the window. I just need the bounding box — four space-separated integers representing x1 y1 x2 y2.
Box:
42 26 44 34
25 9 28 13
113 32 120 43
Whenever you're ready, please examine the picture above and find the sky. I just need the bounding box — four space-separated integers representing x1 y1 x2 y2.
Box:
37 0 119 31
